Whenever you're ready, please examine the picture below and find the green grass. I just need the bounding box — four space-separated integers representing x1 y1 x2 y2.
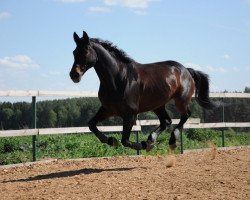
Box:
0 129 249 165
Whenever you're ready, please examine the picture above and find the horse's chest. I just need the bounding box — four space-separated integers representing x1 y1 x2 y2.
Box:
99 91 122 110
98 88 139 115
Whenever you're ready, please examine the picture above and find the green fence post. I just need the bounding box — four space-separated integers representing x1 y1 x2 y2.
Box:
135 131 140 155
32 96 37 162
222 97 225 147
180 130 184 154
135 115 140 155
222 129 225 147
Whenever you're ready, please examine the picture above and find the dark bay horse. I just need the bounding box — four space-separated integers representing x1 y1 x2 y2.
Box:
70 31 216 151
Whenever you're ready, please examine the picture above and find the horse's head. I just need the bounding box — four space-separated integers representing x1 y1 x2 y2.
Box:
70 31 97 83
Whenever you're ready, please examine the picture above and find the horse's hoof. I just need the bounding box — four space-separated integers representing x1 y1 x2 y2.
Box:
146 141 155 152
169 143 177 150
108 137 119 148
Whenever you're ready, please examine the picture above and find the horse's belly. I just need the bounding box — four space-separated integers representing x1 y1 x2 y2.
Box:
138 89 173 112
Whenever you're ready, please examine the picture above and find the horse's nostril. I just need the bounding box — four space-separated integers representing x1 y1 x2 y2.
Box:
70 71 79 80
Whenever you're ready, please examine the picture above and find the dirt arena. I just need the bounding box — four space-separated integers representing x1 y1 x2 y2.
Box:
0 147 249 200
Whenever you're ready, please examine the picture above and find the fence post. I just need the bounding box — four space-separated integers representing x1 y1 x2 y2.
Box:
180 130 184 154
32 96 37 162
222 97 225 147
135 114 140 155
221 129 225 147
136 131 140 155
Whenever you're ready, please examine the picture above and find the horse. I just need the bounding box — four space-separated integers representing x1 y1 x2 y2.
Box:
70 31 217 151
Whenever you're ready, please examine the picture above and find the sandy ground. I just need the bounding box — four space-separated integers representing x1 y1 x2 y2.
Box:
0 147 249 200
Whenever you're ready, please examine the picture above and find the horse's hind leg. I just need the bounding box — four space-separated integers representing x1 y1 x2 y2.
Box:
88 106 118 147
146 106 172 151
169 100 191 150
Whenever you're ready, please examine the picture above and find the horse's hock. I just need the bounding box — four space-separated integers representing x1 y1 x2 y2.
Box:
0 147 249 200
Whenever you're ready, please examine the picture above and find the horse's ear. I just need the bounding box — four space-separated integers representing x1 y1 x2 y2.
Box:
73 32 80 45
83 31 90 45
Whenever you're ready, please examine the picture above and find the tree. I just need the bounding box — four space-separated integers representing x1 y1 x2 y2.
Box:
56 105 68 127
244 87 250 93
48 110 57 127
0 108 14 129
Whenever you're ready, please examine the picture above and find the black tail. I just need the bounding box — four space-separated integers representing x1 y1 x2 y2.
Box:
187 68 219 110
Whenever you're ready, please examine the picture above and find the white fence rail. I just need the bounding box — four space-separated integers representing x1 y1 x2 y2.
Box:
0 125 142 137
0 90 98 97
0 118 201 138
1 121 250 138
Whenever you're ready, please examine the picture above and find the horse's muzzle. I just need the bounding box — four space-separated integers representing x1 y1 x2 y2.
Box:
70 71 81 83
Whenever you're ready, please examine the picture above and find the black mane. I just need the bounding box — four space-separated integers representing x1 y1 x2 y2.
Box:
91 38 134 64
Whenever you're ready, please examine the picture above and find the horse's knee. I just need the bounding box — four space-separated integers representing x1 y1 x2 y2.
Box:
160 118 172 130
88 119 97 132
167 118 172 125
160 122 167 130
181 109 191 121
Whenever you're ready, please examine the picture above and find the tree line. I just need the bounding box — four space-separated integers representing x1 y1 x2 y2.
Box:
0 87 249 130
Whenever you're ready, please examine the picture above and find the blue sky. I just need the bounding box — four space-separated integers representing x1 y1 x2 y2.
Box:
0 0 250 93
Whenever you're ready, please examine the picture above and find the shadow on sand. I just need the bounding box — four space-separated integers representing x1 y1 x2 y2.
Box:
2 167 138 183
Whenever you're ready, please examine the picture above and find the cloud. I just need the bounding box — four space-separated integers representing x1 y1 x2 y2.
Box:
222 54 230 59
103 0 159 14
206 65 227 73
185 62 227 73
0 55 39 70
133 10 147 15
0 11 11 20
41 71 62 78
245 66 250 71
88 6 111 13
104 0 151 9
56 0 85 3
104 0 118 6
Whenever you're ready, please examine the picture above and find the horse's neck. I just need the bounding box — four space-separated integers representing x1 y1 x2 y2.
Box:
93 44 121 90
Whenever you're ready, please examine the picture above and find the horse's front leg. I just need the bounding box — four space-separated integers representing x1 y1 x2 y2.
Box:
88 106 118 147
121 114 147 150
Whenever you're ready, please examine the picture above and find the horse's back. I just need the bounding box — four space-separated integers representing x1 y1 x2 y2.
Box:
136 60 194 112
136 60 188 85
